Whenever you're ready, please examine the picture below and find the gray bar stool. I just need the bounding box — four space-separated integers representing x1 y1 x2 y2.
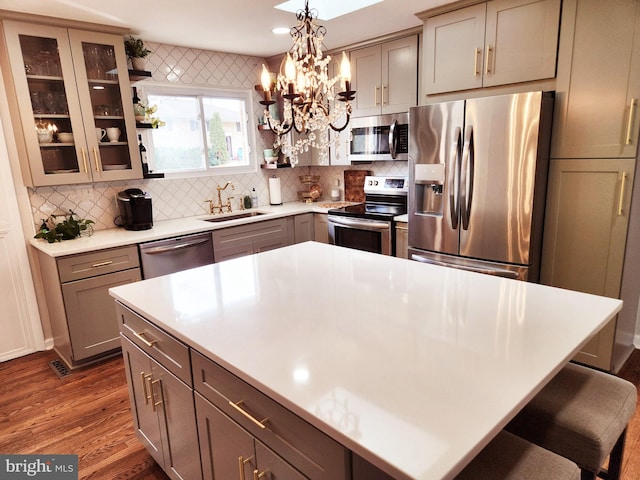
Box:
506 362 637 480
455 430 580 479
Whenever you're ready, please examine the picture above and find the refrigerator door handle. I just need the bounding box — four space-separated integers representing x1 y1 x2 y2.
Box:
449 127 462 230
389 120 398 159
410 253 520 279
460 126 475 230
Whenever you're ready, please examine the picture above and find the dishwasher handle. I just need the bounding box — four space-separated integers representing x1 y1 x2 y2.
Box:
142 237 210 255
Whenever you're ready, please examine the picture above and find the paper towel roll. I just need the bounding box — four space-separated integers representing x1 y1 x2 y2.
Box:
269 176 282 205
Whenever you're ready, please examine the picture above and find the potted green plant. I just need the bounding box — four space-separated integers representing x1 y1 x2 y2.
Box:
34 210 94 243
124 35 152 70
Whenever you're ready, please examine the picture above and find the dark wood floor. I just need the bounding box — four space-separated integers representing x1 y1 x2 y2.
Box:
0 349 168 479
1 348 639 479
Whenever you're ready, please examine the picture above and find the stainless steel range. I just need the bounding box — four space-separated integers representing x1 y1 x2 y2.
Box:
327 175 408 256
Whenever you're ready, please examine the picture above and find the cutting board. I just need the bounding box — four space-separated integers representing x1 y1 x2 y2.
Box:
343 170 371 202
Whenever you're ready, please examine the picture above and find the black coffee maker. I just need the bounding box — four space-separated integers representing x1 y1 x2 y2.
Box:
116 188 153 230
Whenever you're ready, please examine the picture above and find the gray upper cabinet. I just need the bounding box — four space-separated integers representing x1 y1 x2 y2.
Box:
350 36 418 117
551 0 640 159
1 20 142 186
423 0 561 94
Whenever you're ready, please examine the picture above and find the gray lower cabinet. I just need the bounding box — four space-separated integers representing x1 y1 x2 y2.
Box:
37 244 140 368
117 301 394 480
294 213 315 243
314 213 329 243
191 350 350 480
195 393 307 480
212 217 295 262
118 303 202 480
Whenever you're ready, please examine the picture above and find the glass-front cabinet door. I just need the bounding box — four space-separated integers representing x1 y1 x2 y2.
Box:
68 29 140 182
2 21 141 186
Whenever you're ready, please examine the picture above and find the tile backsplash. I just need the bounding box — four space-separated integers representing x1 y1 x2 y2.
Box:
27 42 408 231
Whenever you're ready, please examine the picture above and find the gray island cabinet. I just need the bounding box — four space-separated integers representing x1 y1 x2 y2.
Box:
110 242 622 480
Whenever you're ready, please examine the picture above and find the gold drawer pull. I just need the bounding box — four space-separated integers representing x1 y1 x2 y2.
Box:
91 260 113 268
133 330 157 348
228 400 268 429
253 469 266 480
238 455 253 480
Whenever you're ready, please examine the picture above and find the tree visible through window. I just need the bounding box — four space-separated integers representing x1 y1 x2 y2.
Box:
143 87 254 174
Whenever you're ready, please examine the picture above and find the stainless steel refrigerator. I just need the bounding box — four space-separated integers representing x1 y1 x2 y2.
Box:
407 91 554 281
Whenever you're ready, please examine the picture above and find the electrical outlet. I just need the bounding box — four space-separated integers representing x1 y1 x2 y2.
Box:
69 184 94 200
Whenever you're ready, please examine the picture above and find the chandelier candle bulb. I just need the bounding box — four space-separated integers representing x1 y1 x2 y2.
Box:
341 52 351 91
261 65 272 102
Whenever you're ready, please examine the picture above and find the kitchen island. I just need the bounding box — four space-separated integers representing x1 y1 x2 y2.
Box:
109 242 622 480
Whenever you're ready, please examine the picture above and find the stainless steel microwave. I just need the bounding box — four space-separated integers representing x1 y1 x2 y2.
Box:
348 112 409 162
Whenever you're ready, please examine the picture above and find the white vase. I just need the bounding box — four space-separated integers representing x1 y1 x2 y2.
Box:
131 57 146 71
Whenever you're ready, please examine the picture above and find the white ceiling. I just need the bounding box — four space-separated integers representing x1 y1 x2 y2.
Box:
0 0 456 57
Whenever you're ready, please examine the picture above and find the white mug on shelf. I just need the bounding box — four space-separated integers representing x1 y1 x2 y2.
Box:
106 127 121 142
95 128 106 141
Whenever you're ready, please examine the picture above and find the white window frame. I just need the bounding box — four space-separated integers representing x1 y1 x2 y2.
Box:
136 83 258 178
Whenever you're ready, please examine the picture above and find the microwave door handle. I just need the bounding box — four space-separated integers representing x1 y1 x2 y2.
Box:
450 127 462 230
389 120 397 159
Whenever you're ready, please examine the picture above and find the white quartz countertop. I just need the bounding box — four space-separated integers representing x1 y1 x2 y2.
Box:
109 242 622 479
30 201 346 257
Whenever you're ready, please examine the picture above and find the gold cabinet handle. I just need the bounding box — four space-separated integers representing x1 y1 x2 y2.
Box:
91 260 113 268
141 372 152 405
625 98 637 145
151 378 162 412
618 172 627 216
485 45 493 75
474 48 481 76
93 147 101 172
228 400 268 429
237 456 253 480
382 84 388 105
253 470 266 480
81 148 88 173
374 85 380 106
133 330 157 348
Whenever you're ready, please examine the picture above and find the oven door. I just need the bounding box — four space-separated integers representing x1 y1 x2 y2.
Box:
327 215 392 255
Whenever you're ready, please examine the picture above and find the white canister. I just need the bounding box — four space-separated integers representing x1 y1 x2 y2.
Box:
269 176 282 205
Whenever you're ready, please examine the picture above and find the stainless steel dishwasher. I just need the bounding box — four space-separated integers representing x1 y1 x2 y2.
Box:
138 232 214 279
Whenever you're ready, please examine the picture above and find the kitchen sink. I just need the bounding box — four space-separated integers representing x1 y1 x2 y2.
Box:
201 211 266 223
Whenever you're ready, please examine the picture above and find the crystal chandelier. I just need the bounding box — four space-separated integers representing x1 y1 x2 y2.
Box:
259 0 355 166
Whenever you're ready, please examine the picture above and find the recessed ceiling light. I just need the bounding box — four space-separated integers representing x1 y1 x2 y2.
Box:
274 0 383 21
272 27 290 35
